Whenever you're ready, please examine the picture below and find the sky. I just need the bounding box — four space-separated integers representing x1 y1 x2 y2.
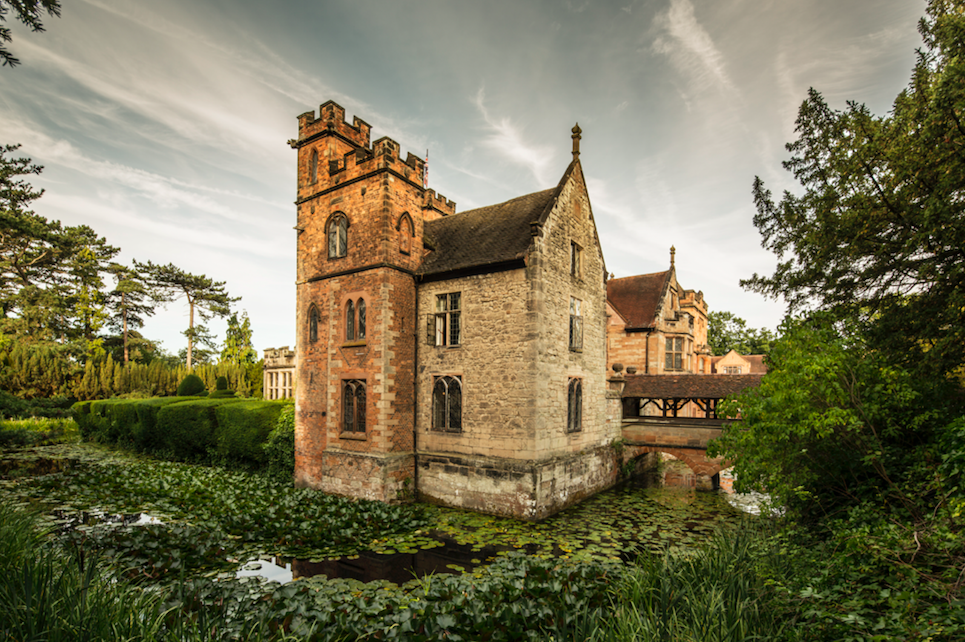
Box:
0 0 927 358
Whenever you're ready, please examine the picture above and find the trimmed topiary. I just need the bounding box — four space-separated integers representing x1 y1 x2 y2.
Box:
213 401 286 464
176 374 206 397
156 398 244 458
215 376 228 391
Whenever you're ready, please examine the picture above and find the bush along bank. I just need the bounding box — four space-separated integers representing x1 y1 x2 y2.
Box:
72 396 291 473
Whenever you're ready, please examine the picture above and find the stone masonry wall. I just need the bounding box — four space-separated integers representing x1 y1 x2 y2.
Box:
417 268 538 461
530 168 615 456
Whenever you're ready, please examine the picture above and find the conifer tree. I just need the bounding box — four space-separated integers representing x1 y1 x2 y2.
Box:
138 261 239 369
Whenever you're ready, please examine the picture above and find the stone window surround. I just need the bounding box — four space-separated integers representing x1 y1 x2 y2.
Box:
339 377 367 440
340 290 368 347
665 335 686 371
567 377 583 433
308 304 320 343
397 213 414 255
569 297 583 352
431 374 463 433
430 292 461 347
327 212 349 259
570 241 582 279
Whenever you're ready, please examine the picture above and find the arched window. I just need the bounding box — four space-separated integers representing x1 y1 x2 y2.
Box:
398 214 413 255
342 379 366 433
432 375 462 432
357 298 366 339
308 306 319 343
328 214 348 258
346 299 355 341
344 298 366 342
567 378 582 433
309 149 318 184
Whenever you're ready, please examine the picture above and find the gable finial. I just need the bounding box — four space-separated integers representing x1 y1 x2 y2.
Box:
571 123 581 159
670 245 676 267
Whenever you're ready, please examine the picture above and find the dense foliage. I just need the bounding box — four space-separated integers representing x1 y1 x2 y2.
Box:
1 143 247 404
711 3 965 637
743 0 965 378
707 310 775 356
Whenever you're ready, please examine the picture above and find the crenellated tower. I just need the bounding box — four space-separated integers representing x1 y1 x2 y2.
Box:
290 101 454 500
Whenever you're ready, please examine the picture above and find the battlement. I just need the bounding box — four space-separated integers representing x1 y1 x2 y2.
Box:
295 100 456 210
423 189 456 217
296 100 372 149
264 345 296 369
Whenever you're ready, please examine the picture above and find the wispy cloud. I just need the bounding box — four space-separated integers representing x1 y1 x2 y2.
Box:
1 122 286 226
472 87 555 185
651 0 736 98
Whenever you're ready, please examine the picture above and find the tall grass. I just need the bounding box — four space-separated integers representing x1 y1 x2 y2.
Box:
0 417 79 447
0 501 292 641
583 525 798 642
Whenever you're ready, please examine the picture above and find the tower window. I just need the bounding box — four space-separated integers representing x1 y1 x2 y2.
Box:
328 214 348 259
398 214 413 255
342 379 366 433
345 298 366 342
569 297 583 351
432 375 462 432
310 149 318 184
567 378 582 433
308 306 319 343
430 292 461 346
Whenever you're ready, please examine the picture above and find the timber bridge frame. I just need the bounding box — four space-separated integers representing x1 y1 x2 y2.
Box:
617 374 764 490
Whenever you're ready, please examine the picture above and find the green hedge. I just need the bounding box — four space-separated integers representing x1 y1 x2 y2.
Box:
71 397 293 470
155 398 246 459
213 401 286 464
132 397 199 450
72 400 95 438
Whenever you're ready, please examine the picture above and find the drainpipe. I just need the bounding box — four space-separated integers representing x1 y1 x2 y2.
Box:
412 274 420 497
645 329 652 374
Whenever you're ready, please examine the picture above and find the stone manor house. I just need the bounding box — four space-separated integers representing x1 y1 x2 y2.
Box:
289 101 714 520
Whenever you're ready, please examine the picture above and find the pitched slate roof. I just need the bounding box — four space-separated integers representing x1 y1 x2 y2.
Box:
622 374 764 399
606 271 671 329
419 187 557 278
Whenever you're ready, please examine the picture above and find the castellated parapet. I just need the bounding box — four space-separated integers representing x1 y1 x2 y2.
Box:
291 100 455 216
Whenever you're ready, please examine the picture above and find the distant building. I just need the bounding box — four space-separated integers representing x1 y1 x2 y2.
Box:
263 346 295 400
605 250 712 377
711 350 767 375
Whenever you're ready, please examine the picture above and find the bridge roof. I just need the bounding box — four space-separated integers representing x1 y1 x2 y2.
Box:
622 374 764 399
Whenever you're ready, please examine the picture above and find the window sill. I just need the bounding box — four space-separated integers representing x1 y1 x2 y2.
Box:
342 340 367 348
339 431 367 441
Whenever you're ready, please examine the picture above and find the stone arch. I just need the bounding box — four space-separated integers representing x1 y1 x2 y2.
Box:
325 211 349 258
397 212 414 255
622 444 726 491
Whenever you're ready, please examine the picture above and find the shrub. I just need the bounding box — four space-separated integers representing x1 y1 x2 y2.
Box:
176 374 206 397
87 399 142 444
71 400 95 438
264 404 295 482
156 398 245 459
215 376 228 391
132 397 197 451
213 401 286 465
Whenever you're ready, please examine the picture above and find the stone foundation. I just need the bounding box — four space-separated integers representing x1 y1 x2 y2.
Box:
416 444 619 520
307 449 416 503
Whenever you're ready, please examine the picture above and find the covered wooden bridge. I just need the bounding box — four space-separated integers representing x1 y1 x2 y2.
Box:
617 374 764 489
